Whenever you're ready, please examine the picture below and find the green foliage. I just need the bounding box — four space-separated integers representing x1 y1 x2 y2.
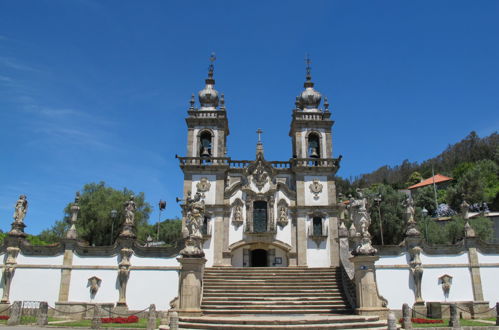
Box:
414 186 438 216
418 215 492 244
40 182 152 246
138 219 182 247
405 171 423 187
446 159 499 210
364 184 406 245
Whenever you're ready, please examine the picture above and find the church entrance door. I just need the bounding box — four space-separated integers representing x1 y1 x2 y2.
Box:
251 249 268 267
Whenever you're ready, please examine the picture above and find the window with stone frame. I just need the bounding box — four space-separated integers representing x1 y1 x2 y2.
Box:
253 201 268 233
312 217 323 236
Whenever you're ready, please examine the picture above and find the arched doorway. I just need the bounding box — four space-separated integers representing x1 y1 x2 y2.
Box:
251 249 268 267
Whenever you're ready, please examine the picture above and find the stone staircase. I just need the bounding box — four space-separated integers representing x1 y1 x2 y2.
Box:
178 267 388 329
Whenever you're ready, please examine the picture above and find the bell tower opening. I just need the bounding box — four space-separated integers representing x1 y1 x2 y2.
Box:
251 249 268 267
253 201 268 233
308 133 320 158
199 131 212 157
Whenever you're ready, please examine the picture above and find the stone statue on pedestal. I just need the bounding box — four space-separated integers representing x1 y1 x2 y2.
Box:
180 191 205 257
120 195 136 238
9 195 28 236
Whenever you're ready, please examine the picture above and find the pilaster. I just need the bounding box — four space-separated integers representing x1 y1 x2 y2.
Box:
57 240 75 302
296 215 307 266
466 238 485 302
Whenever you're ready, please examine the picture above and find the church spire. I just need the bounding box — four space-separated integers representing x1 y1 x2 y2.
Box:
198 53 219 110
297 54 321 110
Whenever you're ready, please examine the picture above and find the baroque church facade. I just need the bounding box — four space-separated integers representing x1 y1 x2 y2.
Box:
178 60 342 268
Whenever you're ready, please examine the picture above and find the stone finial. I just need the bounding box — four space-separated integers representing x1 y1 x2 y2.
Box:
189 93 195 110
460 195 470 219
348 190 377 256
465 221 476 238
338 220 348 238
147 304 157 330
387 311 397 330
220 93 225 110
402 303 412 329
324 96 330 112
66 192 80 239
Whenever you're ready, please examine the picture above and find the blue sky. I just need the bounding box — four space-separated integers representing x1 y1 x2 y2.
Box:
1 0 498 234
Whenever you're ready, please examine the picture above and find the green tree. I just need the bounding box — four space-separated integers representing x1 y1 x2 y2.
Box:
40 182 152 246
414 186 438 216
139 218 183 247
365 184 406 245
446 159 499 210
417 215 492 244
405 171 423 187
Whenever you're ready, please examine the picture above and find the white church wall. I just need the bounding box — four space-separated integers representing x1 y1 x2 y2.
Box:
276 223 291 246
202 234 215 267
304 175 328 206
131 255 180 267
476 251 499 263
9 268 61 306
376 268 413 309
231 248 243 267
126 269 178 310
480 267 499 303
422 267 473 302
69 269 118 303
377 254 408 266
306 238 329 267
16 254 64 266
73 255 117 266
420 253 468 265
191 174 216 205
228 190 245 246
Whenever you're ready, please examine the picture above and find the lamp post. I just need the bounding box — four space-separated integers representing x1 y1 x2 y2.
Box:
158 200 167 242
110 209 118 245
373 194 384 245
422 207 429 243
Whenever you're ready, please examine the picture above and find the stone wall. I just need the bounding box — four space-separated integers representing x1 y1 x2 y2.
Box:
0 237 180 311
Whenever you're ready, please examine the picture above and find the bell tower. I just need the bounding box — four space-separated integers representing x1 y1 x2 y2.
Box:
289 56 333 160
289 56 341 267
185 54 229 159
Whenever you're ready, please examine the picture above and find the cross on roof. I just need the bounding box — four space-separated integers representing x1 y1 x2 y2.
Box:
256 128 263 143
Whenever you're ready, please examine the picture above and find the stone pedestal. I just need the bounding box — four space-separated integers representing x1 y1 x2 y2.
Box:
349 255 389 318
412 302 427 318
177 257 206 316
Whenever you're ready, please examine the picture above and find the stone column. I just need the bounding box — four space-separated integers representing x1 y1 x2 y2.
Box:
349 255 388 318
177 257 206 316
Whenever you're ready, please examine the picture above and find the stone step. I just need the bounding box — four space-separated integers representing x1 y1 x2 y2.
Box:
203 296 344 301
203 292 342 298
201 308 353 314
203 288 342 294
204 278 337 283
201 304 349 310
202 300 347 306
204 283 339 288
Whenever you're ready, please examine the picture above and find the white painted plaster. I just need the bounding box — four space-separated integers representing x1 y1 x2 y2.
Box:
376 254 409 266
376 269 413 309
126 270 178 310
191 174 216 205
16 254 64 266
131 255 180 267
228 219 244 246
306 239 329 267
202 233 214 267
69 269 118 303
420 253 468 265
229 190 244 205
9 268 60 306
477 251 499 264
73 255 118 266
276 223 291 246
480 267 499 304
421 267 473 302
304 176 328 206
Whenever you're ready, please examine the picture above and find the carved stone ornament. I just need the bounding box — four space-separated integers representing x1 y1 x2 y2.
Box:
231 199 244 227
196 177 211 197
277 202 289 227
309 179 323 200
180 191 205 257
409 246 424 304
88 276 102 298
117 248 133 305
439 274 453 300
253 162 269 190
1 247 20 303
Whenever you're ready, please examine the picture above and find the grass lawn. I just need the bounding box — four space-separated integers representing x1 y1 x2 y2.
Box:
403 319 493 328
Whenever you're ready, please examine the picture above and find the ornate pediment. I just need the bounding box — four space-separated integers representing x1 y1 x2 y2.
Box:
244 153 274 191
